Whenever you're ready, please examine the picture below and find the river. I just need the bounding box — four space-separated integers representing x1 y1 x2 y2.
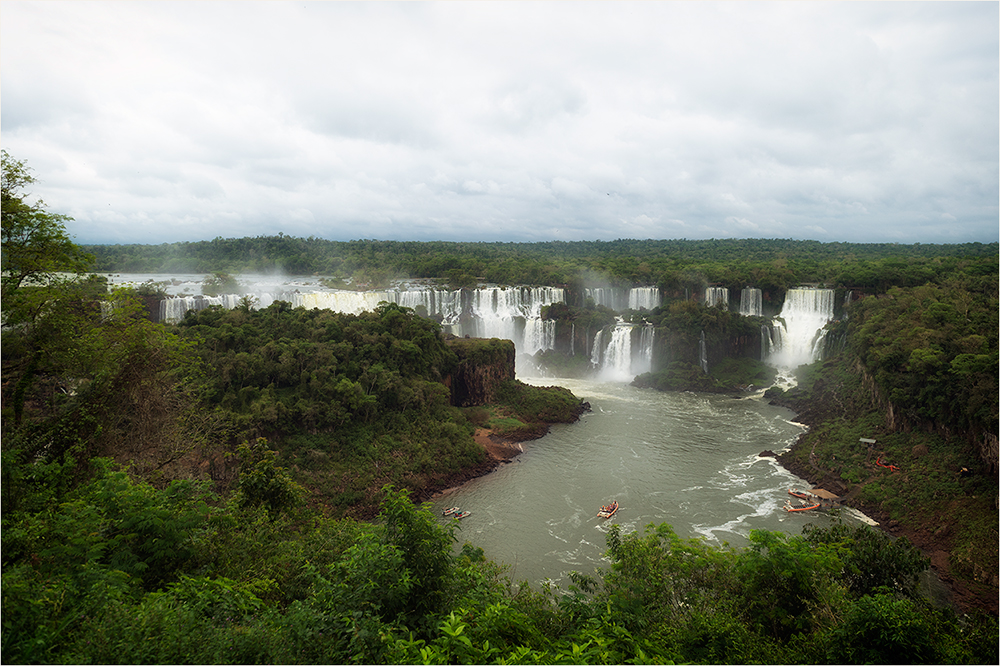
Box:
434 377 873 588
104 272 872 586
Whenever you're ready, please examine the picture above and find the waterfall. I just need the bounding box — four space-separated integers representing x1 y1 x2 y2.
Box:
705 287 729 309
585 287 628 311
570 322 575 356
634 325 655 376
590 329 605 367
585 287 661 312
760 325 773 362
591 322 655 381
739 287 762 317
628 287 662 311
159 285 565 365
295 291 391 314
699 330 709 374
768 288 835 369
160 294 248 322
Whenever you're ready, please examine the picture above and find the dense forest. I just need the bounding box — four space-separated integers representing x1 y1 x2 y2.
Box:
84 235 997 301
3 152 998 663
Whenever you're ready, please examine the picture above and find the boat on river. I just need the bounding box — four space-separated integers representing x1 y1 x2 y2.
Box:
455 510 471 519
442 506 460 516
784 499 821 512
786 488 840 511
598 501 619 518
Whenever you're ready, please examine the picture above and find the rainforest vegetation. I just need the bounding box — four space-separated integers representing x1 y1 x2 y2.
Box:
3 153 998 663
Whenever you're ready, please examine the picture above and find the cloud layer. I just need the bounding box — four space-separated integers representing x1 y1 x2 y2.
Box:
2 1 997 245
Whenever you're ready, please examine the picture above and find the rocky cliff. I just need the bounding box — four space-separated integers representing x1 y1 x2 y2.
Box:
444 337 515 407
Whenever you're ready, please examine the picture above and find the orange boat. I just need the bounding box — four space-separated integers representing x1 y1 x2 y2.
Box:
598 500 619 518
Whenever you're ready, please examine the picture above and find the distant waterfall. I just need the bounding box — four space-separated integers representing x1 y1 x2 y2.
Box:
585 287 661 312
160 285 564 362
628 287 662 311
590 322 655 381
295 291 390 314
160 294 251 322
739 287 762 317
705 287 729 309
768 288 835 369
760 325 774 362
699 330 709 374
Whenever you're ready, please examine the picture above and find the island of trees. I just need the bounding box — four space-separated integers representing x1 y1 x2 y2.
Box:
2 151 997 664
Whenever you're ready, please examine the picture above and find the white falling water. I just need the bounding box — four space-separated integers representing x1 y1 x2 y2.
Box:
768 288 835 370
635 325 655 376
159 286 565 363
394 288 464 324
591 322 655 382
628 287 662 311
699 330 709 374
585 287 628 311
295 291 391 314
585 287 661 312
705 287 729 309
590 329 605 367
739 287 762 317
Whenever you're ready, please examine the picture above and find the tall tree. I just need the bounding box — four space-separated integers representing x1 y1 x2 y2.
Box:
1 151 94 308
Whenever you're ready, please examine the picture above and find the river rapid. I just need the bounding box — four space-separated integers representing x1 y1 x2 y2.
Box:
434 377 870 588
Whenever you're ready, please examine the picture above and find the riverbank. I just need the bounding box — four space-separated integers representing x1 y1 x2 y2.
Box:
770 361 998 617
426 428 528 501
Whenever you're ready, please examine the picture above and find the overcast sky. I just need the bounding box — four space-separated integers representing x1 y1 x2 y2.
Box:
2 1 997 246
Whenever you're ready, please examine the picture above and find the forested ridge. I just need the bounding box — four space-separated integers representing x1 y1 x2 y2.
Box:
84 235 997 296
4 153 998 664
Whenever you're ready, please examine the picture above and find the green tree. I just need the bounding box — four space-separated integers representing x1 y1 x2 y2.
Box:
1 151 93 307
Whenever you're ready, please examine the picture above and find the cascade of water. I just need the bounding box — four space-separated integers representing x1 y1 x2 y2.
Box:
705 287 729 309
633 325 655 376
585 287 628 311
590 322 655 381
739 287 762 317
160 295 248 323
699 330 709 373
294 291 391 314
598 325 633 381
570 322 575 356
160 285 565 363
760 325 773 362
394 288 463 324
628 287 662 311
768 288 835 369
590 329 605 367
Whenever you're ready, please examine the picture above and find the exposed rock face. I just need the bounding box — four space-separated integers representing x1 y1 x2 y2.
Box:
445 337 515 407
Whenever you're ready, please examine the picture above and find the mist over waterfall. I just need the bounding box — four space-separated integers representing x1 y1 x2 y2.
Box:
590 322 655 381
705 287 729 309
768 288 835 369
739 287 762 317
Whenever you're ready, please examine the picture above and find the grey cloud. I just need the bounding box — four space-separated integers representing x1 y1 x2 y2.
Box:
1 1 996 245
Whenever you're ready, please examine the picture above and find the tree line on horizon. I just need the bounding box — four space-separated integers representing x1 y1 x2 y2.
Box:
82 234 998 296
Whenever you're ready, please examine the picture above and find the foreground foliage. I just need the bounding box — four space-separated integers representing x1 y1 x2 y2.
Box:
3 475 996 665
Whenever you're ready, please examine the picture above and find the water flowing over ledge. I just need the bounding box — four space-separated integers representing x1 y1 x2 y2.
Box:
147 276 837 383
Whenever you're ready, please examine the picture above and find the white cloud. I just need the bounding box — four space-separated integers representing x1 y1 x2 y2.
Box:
1 1 996 245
